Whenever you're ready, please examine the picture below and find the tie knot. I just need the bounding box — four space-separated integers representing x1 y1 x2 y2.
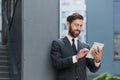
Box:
72 38 75 42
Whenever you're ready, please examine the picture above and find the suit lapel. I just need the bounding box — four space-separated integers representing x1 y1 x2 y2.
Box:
63 37 84 55
63 37 74 55
77 40 83 53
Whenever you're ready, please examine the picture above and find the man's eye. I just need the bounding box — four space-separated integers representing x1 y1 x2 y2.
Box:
80 25 83 27
74 24 79 26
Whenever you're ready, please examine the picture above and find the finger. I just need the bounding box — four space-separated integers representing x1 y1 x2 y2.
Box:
97 48 102 56
80 48 89 53
83 48 89 52
91 52 98 59
92 49 100 58
97 46 99 52
91 49 96 56
93 48 98 54
83 52 88 56
91 49 101 60
97 46 101 53
95 48 101 56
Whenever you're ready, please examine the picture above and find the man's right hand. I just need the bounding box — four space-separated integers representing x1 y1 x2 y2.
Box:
76 48 89 60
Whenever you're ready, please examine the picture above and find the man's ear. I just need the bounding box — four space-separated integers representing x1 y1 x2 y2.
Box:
66 21 70 28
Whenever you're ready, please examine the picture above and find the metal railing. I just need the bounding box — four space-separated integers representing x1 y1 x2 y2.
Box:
2 0 18 79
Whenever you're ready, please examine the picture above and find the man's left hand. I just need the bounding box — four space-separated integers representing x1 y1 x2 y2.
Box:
91 47 102 63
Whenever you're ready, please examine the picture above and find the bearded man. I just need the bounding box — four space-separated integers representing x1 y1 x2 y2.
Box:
50 12 102 80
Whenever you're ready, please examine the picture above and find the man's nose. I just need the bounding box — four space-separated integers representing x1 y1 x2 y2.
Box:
77 27 81 30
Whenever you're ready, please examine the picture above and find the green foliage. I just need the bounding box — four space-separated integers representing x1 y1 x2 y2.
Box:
93 72 120 80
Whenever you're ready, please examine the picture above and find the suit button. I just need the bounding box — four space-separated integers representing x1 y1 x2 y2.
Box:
76 76 78 79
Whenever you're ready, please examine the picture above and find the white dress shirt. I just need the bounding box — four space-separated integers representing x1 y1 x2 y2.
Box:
66 34 100 67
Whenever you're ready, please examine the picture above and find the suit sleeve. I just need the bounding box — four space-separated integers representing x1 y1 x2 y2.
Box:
86 58 101 73
86 45 101 73
50 40 73 70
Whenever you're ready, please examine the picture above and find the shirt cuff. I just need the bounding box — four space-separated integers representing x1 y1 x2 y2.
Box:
95 62 100 67
72 55 78 63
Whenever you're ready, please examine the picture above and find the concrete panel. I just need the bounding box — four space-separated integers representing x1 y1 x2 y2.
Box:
22 0 58 80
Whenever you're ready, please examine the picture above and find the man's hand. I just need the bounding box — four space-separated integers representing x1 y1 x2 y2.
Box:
76 48 89 60
91 47 102 63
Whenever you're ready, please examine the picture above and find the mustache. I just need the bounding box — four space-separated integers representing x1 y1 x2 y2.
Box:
74 30 80 32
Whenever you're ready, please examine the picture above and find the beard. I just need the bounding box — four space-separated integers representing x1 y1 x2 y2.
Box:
69 25 81 38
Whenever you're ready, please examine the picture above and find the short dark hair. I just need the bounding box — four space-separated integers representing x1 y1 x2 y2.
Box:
67 12 84 23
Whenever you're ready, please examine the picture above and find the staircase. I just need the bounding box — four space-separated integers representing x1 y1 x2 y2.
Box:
0 45 11 80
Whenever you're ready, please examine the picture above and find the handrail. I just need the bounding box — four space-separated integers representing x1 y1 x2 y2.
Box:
9 0 19 31
2 1 18 79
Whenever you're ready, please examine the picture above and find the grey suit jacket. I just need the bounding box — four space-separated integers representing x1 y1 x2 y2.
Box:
51 37 100 80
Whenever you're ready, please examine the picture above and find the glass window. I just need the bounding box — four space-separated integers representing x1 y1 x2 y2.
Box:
114 0 120 60
59 0 87 42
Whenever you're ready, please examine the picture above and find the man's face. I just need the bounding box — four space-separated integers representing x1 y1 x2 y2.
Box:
67 19 83 38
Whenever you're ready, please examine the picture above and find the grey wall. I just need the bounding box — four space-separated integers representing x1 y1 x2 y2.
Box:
86 0 120 75
22 0 58 80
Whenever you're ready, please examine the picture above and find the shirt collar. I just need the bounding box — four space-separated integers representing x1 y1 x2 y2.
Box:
66 34 78 45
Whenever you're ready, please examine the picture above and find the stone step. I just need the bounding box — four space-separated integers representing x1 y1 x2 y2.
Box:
0 78 11 80
0 72 10 78
0 52 8 56
0 66 9 72
0 56 8 60
0 45 10 79
0 62 8 66
0 45 7 50
0 50 8 53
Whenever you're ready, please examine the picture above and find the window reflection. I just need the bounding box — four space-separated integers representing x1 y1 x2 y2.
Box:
114 0 120 60
59 0 87 42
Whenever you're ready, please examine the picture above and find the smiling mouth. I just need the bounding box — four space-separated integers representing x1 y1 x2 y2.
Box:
75 30 80 33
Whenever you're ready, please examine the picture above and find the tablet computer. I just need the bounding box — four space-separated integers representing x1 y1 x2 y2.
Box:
86 42 104 59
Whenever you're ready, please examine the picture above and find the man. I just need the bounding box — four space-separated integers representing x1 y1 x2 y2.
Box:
51 12 102 80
